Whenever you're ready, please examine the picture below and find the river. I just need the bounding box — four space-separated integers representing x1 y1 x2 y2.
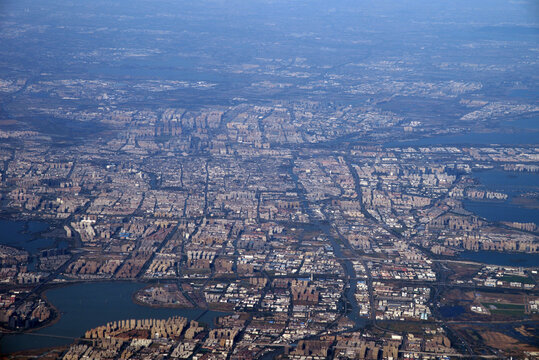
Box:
384 115 538 147
463 169 539 226
457 251 539 267
384 130 539 147
0 281 227 354
0 219 56 255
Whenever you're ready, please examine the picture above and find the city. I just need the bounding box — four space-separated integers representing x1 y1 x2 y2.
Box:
0 0 537 359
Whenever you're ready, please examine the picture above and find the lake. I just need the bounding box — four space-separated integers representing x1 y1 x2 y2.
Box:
463 169 539 226
504 116 539 130
471 169 539 195
463 200 539 225
0 219 56 255
457 251 539 267
0 281 227 354
384 130 539 147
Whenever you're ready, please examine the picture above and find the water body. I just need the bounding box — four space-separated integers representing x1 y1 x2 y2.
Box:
385 130 539 147
463 200 539 225
439 305 465 318
0 220 55 254
0 282 227 354
324 227 367 330
509 89 539 101
463 169 539 225
503 116 539 130
471 169 539 195
458 251 539 267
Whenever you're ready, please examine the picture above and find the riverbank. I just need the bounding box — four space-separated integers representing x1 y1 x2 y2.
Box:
456 250 539 267
0 290 61 335
131 283 196 309
0 281 228 354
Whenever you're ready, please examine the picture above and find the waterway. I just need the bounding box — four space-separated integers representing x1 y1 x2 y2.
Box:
463 200 539 225
289 164 367 331
0 281 227 354
385 130 539 147
384 115 539 147
457 251 539 267
463 169 539 226
326 233 367 330
470 169 539 196
0 219 55 254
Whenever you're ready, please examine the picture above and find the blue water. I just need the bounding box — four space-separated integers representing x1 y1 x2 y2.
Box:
458 251 539 267
385 130 539 147
0 220 55 254
463 200 539 225
471 170 539 195
27 222 49 234
463 169 539 225
0 281 226 354
439 305 465 318
509 89 539 101
504 116 539 130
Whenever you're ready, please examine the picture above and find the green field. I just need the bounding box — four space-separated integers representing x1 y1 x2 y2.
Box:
500 275 535 285
482 302 525 316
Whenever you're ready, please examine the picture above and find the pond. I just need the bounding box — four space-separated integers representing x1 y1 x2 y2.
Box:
0 219 55 254
439 305 465 318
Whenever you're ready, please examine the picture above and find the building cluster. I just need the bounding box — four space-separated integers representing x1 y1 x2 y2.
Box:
0 291 52 330
63 315 459 360
134 283 193 308
0 96 537 359
64 317 205 360
0 245 29 283
373 283 431 321
469 266 536 289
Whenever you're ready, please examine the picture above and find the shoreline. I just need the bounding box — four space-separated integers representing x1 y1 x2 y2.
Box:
131 285 198 310
0 280 230 355
1 279 210 337
0 288 63 335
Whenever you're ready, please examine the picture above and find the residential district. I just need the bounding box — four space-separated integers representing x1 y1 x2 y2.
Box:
0 99 537 359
